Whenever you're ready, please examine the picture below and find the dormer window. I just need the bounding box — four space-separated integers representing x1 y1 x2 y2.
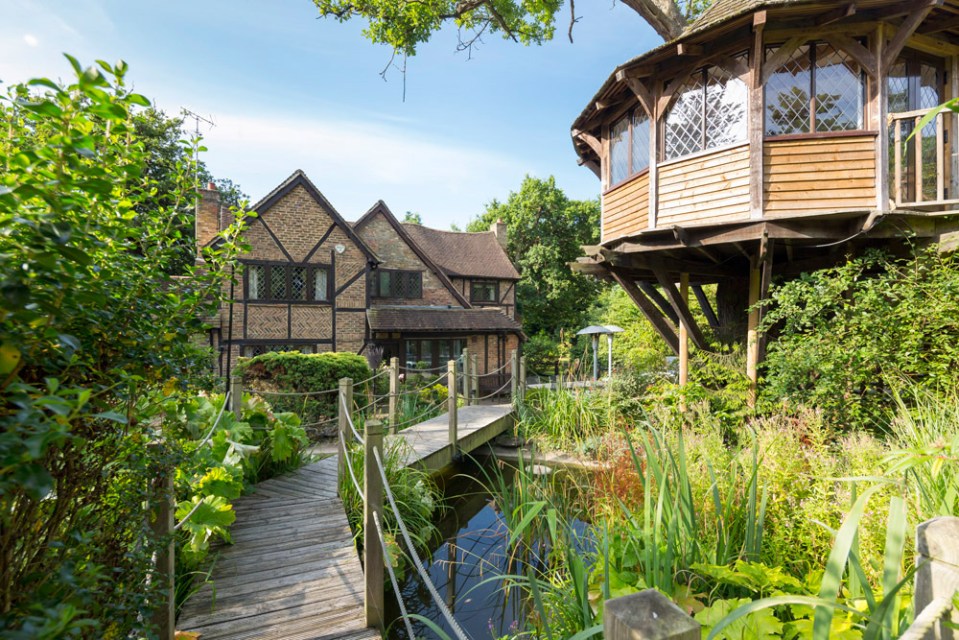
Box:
665 60 747 160
765 43 865 136
609 110 651 186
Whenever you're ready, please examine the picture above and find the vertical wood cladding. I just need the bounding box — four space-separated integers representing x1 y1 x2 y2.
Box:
763 136 877 214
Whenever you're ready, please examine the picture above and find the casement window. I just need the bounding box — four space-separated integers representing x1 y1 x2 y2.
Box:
665 58 748 160
242 344 318 357
246 263 330 302
765 42 865 136
608 110 651 186
470 281 499 304
403 339 466 370
373 269 422 299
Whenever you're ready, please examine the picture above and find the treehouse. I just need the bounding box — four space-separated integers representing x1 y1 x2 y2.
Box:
570 0 959 396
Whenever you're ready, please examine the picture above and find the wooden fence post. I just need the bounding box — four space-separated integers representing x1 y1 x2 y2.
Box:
388 357 399 434
510 349 519 404
363 419 385 630
337 377 353 496
519 355 527 405
462 348 471 406
448 360 458 458
605 589 700 640
470 353 479 403
914 516 959 639
230 375 243 420
148 442 175 640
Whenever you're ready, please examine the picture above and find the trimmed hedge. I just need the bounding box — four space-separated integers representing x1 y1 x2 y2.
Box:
235 352 372 437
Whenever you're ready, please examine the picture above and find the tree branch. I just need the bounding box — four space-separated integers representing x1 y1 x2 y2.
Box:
618 0 687 41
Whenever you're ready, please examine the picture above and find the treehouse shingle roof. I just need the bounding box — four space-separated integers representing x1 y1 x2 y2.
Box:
367 307 523 333
401 225 520 280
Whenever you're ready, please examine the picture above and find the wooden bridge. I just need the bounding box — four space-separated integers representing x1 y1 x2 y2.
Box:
176 400 514 640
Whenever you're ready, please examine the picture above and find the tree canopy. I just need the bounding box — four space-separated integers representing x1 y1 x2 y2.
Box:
469 175 602 336
311 0 716 55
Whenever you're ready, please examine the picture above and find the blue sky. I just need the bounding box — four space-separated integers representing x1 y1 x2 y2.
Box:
2 0 662 229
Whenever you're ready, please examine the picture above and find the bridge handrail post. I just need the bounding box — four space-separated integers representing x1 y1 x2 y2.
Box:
363 419 385 630
510 349 519 406
448 360 458 459
230 375 243 420
519 355 527 406
337 377 353 496
388 357 399 434
147 441 175 640
461 348 471 406
470 353 479 403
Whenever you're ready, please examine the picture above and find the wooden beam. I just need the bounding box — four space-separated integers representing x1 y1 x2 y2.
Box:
761 35 807 85
764 21 877 43
753 10 768 28
638 281 679 324
826 34 878 78
918 14 959 35
611 270 680 355
679 273 690 389
746 259 761 408
758 238 774 363
750 18 766 218
692 285 721 330
816 3 856 26
677 43 704 56
572 129 602 156
652 268 709 350
882 0 943 70
616 71 655 118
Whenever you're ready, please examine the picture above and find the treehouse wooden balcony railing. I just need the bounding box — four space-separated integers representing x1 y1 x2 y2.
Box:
890 107 959 209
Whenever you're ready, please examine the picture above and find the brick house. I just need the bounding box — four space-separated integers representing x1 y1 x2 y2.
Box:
198 170 523 381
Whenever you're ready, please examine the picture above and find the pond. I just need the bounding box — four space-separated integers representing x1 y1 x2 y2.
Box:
383 455 591 639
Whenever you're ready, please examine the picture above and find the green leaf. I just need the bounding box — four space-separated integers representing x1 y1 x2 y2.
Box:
0 342 21 375
508 500 547 547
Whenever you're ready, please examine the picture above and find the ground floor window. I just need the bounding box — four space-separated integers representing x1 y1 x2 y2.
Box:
241 343 318 357
400 338 466 370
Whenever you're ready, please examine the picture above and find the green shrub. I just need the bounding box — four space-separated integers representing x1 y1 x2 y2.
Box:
235 351 371 437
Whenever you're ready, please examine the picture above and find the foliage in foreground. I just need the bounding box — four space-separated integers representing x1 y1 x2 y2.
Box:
0 59 246 637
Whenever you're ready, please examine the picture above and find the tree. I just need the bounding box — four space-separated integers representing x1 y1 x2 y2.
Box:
469 175 602 336
403 210 423 224
311 0 716 55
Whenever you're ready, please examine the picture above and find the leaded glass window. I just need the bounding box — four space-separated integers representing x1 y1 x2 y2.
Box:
313 268 329 301
270 266 286 300
765 42 864 136
665 58 747 161
290 266 307 301
244 263 331 302
373 270 422 299
631 112 651 174
609 117 630 185
248 264 265 300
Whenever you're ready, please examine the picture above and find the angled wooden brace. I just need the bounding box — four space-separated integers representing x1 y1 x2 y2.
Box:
692 285 720 330
610 270 680 355
638 281 679 325
652 268 709 351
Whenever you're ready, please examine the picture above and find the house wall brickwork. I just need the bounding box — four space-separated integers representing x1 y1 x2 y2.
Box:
451 277 518 319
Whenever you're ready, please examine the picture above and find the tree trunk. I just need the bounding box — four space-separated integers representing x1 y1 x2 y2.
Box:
619 0 687 41
715 276 749 346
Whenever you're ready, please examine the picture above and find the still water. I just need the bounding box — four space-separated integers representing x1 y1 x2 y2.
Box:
383 456 590 640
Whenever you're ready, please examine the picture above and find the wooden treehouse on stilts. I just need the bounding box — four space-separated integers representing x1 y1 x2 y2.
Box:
570 0 959 398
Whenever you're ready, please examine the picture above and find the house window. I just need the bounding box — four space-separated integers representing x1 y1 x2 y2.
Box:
373 269 422 299
402 339 467 370
245 262 330 302
765 42 865 136
608 110 651 186
471 281 499 303
665 58 748 160
242 344 317 357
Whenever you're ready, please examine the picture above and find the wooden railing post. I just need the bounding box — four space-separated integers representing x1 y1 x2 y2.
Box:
605 589 700 640
363 419 384 630
388 357 399 434
519 355 527 406
230 375 243 420
337 377 353 495
470 353 479 403
914 516 959 639
448 360 458 458
148 442 175 640
510 349 519 404
461 348 471 406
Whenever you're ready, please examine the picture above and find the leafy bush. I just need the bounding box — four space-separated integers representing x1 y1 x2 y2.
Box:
760 248 959 430
235 351 371 437
0 58 246 636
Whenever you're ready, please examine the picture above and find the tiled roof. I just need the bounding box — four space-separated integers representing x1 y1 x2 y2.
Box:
368 306 523 333
683 0 808 38
401 225 520 280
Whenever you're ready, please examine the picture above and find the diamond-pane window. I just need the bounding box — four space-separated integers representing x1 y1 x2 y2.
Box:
631 112 650 173
814 44 863 132
270 266 286 299
765 45 811 136
887 62 909 115
290 266 307 301
374 270 422 299
705 64 747 148
609 117 630 184
313 268 329 301
248 264 265 300
665 74 705 160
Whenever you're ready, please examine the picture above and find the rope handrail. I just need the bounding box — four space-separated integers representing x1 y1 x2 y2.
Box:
372 510 417 640
196 390 231 448
340 393 366 444
352 398 381 415
353 368 391 386
401 362 451 373
338 431 363 495
372 447 470 640
475 361 511 378
244 387 338 397
473 379 513 402
299 416 339 429
390 401 446 431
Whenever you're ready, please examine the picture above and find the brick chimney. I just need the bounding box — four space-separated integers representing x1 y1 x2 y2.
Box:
196 181 221 259
491 219 508 251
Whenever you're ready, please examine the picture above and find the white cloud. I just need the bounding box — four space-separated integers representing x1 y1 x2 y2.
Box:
23 33 38 47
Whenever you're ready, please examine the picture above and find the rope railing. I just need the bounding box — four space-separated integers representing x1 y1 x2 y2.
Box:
475 361 511 378
243 387 339 397
372 447 471 640
353 368 391 386
299 416 339 430
338 431 363 495
389 400 446 432
473 378 513 402
372 510 417 640
340 393 365 445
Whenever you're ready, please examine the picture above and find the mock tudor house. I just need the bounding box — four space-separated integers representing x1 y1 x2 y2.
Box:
196 170 523 382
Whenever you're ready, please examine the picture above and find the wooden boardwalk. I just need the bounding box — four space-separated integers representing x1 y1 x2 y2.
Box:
177 404 513 640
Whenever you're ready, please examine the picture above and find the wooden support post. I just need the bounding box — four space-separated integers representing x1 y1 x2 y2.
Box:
914 517 959 640
679 274 689 414
363 419 384 631
611 270 680 355
470 353 479 403
746 261 761 408
510 349 519 402
230 375 242 420
653 269 708 351
749 15 766 218
447 360 458 458
388 357 399 434
692 284 720 330
148 442 175 640
519 355 527 405
337 377 353 494
605 589 700 640
462 348 471 406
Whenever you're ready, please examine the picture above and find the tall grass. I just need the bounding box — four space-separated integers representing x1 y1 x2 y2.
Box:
519 384 617 454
